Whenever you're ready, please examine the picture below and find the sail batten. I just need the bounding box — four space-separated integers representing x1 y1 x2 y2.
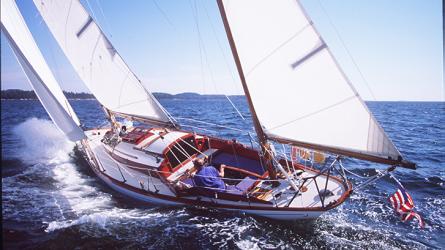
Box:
33 0 174 126
291 42 326 69
219 0 406 165
1 0 85 142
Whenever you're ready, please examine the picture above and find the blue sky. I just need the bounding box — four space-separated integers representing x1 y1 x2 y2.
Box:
1 0 443 101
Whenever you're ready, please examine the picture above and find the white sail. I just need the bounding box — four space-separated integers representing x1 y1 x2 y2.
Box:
219 0 401 160
32 0 173 125
1 0 85 142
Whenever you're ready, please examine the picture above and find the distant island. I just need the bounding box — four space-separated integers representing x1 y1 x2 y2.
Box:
1 89 95 100
1 89 244 100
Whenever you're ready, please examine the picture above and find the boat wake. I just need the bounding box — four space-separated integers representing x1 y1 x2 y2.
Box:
4 118 113 232
12 118 75 164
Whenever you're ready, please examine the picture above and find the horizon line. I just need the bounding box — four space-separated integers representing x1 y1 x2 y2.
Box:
1 88 443 103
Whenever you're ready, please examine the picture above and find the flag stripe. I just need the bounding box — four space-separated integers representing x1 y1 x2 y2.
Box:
389 186 424 228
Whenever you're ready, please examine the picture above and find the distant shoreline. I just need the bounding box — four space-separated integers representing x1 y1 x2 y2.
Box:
1 89 95 100
1 89 441 102
0 89 245 100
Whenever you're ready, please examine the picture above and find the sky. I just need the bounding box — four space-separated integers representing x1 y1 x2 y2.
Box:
1 0 443 101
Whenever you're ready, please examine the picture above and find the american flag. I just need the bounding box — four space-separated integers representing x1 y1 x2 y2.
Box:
389 179 425 228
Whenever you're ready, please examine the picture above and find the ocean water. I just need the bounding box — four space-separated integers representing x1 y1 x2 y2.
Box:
1 98 444 249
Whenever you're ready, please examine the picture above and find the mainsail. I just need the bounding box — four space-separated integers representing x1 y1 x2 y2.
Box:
1 0 85 142
32 0 174 126
218 0 408 166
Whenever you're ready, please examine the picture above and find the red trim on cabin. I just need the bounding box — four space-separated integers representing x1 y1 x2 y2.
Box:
121 127 150 144
161 133 194 155
135 131 154 145
160 133 199 177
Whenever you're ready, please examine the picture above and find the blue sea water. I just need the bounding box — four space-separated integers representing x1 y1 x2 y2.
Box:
1 98 444 249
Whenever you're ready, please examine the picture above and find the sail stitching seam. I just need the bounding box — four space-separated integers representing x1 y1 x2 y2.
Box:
112 99 148 109
266 94 357 131
117 71 131 108
64 0 73 48
245 22 312 77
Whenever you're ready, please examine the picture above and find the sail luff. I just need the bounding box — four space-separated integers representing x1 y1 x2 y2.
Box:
216 0 266 144
1 0 85 142
32 0 176 127
217 0 277 179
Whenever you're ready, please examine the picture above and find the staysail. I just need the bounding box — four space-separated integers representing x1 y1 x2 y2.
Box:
1 0 85 141
218 0 410 166
32 0 175 127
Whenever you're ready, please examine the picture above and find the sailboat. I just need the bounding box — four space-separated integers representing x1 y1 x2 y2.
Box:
2 0 415 221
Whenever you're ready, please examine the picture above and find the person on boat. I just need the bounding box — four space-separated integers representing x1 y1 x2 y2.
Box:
119 125 128 137
192 158 226 191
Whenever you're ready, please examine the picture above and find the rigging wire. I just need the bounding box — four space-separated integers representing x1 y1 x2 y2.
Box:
202 2 246 120
192 1 220 99
189 0 207 94
201 3 240 89
189 0 246 121
175 116 248 133
95 0 113 38
191 0 215 95
151 0 175 29
225 95 246 120
85 0 99 24
316 0 377 101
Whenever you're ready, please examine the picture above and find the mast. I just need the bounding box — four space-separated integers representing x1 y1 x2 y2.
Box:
217 0 277 180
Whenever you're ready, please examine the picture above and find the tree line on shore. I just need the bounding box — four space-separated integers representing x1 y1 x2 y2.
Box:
1 89 94 99
1 89 244 100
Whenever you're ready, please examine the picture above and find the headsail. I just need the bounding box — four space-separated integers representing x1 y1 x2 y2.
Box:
32 0 175 126
1 0 85 142
218 0 410 166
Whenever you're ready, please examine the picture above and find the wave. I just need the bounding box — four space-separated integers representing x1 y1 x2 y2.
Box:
12 118 75 164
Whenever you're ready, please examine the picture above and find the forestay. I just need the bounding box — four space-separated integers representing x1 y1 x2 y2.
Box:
219 0 401 161
33 0 173 125
1 0 85 141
